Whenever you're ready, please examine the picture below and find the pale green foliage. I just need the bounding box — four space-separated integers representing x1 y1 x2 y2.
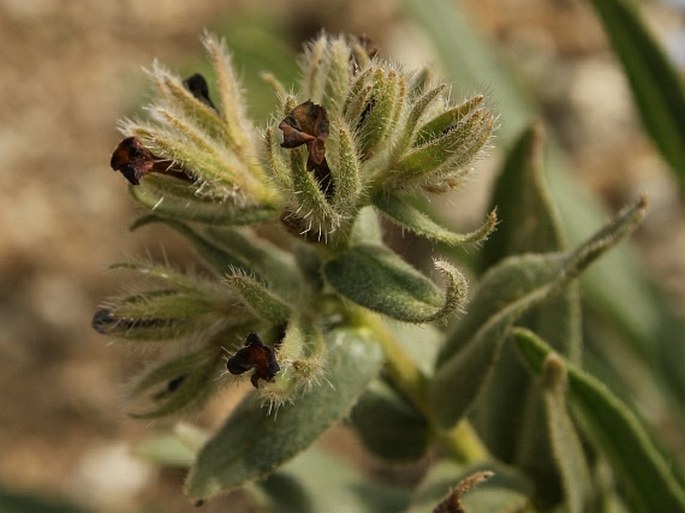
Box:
93 29 681 513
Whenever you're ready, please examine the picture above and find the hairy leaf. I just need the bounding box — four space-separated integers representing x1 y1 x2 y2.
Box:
323 244 467 323
372 191 497 247
130 174 278 225
185 328 382 501
351 378 430 462
514 328 685 513
476 122 581 506
430 198 647 428
250 448 410 513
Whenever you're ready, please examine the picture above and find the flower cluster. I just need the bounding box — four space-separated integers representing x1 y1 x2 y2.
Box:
95 32 496 416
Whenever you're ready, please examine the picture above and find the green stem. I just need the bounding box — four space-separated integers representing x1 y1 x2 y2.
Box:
352 308 489 463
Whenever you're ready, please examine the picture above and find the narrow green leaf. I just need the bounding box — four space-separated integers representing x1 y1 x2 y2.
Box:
413 95 484 147
514 328 685 513
131 216 253 275
431 198 647 428
134 422 209 468
0 488 91 513
372 190 497 246
404 459 531 513
92 289 232 341
393 83 447 157
224 274 291 323
250 448 410 513
476 121 580 507
203 226 301 298
590 0 685 185
393 108 494 182
185 328 382 501
129 347 222 418
540 354 592 513
282 146 340 239
430 253 563 428
402 0 685 423
323 244 467 323
351 378 430 462
481 121 565 269
134 434 197 468
130 174 278 225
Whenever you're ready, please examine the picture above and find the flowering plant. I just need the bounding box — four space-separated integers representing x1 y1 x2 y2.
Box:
93 32 679 513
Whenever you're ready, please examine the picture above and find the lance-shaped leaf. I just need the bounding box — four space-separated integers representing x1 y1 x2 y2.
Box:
130 174 279 225
204 226 301 298
392 84 447 159
372 190 497 246
514 328 685 513
539 354 592 513
131 215 301 298
92 289 232 341
413 95 485 147
281 146 340 240
351 378 431 462
323 244 467 323
250 447 410 513
430 197 647 428
147 64 224 140
128 347 223 418
357 67 406 157
331 121 362 218
404 459 531 513
481 122 565 268
131 216 254 276
224 274 291 324
184 328 383 501
475 122 580 506
202 32 256 159
589 0 685 186
389 105 495 191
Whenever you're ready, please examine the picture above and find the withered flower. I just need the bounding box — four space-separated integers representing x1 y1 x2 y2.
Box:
182 73 217 110
227 333 280 388
109 136 192 185
279 101 334 199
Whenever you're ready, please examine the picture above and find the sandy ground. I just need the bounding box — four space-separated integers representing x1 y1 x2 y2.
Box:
1 1 684 512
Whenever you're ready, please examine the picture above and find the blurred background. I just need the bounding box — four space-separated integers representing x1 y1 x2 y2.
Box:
1 0 684 512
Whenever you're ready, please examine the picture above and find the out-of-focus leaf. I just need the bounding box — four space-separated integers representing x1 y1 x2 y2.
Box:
249 447 410 513
129 347 222 418
514 328 685 513
589 0 685 184
131 216 252 275
476 122 581 507
430 253 564 429
431 198 646 428
0 489 90 513
404 459 531 513
351 378 430 462
185 328 382 502
481 122 564 268
401 0 685 423
323 244 467 323
133 423 209 468
540 354 592 513
134 434 197 468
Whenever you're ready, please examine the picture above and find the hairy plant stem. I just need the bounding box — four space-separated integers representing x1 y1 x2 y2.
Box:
351 307 489 463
